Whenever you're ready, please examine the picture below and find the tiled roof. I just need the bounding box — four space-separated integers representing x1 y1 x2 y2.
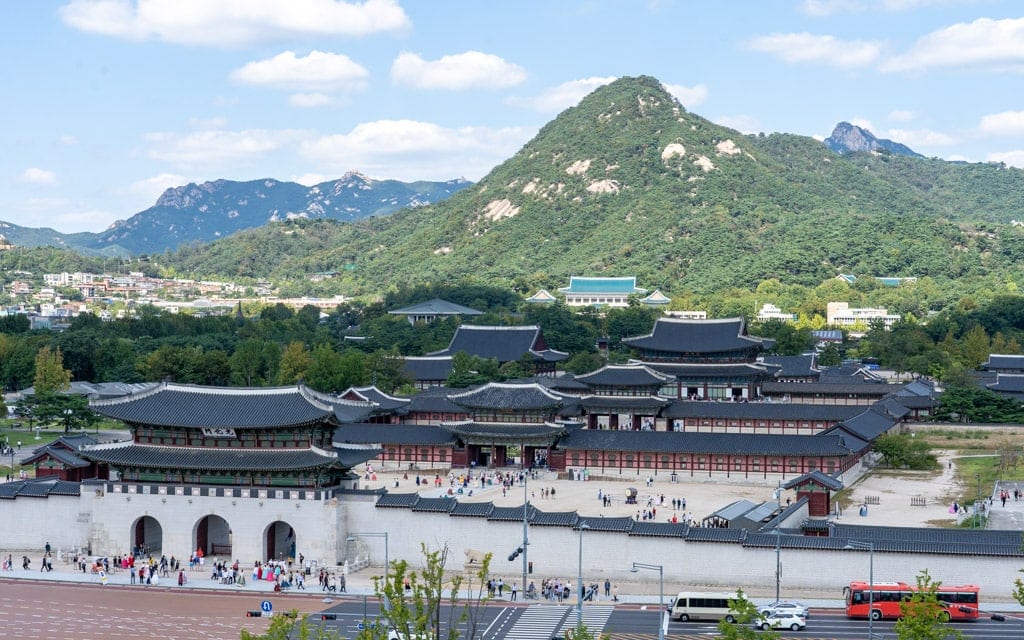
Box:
761 355 819 379
533 375 590 393
982 354 1024 371
575 364 674 387
558 429 858 457
531 510 579 527
334 424 456 446
340 386 410 413
801 519 832 531
0 478 81 499
23 446 91 468
402 356 454 381
784 470 844 492
431 325 568 363
412 497 457 513
450 502 495 517
334 447 384 468
376 492 420 508
643 362 775 378
407 385 468 413
90 382 335 429
558 276 646 295
333 400 378 423
834 408 898 441
488 505 534 521
629 521 689 537
441 421 568 440
661 401 863 421
448 382 565 411
577 516 634 532
622 317 773 354
988 374 1024 392
761 381 892 396
81 443 340 471
685 527 747 542
388 298 482 316
577 395 672 412
33 434 98 453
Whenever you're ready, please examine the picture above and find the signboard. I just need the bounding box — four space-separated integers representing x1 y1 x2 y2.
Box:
261 600 273 614
203 427 237 437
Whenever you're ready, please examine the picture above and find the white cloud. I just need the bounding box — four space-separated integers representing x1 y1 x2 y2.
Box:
665 83 709 108
885 127 958 147
291 173 334 186
59 0 411 46
506 76 617 113
288 93 344 108
978 111 1024 136
882 17 1024 73
129 173 188 203
58 135 79 146
888 109 916 122
988 150 1024 168
231 50 369 92
801 0 961 15
186 116 229 130
850 117 876 132
747 32 884 68
18 168 58 185
713 115 762 134
391 51 527 90
143 128 309 167
299 119 531 181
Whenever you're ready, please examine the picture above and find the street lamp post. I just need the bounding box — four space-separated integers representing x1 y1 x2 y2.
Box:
773 480 783 604
63 408 73 434
844 540 875 639
576 523 590 630
347 531 389 585
521 457 529 598
631 562 665 640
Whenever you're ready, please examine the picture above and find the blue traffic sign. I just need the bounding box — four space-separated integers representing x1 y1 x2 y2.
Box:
356 622 365 631
261 600 273 613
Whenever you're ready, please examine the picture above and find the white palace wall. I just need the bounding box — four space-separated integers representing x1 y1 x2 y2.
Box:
3 490 1021 599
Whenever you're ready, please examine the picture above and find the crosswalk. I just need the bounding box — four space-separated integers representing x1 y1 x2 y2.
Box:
557 605 615 635
504 604 571 640
500 604 615 640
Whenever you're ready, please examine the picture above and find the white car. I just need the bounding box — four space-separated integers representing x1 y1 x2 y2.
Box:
754 612 806 631
758 601 809 619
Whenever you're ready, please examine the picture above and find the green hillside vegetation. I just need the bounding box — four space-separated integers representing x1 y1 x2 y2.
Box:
142 76 1023 299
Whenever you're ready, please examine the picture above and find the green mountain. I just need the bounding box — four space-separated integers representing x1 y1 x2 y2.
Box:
158 75 1024 294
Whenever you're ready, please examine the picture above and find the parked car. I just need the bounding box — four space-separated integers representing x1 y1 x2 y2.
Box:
758 601 809 619
753 612 806 631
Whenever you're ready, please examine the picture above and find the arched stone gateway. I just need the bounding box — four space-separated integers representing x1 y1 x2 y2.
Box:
264 521 295 563
194 515 231 558
131 515 162 556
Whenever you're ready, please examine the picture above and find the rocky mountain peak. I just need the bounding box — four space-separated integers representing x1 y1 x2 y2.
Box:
824 122 922 158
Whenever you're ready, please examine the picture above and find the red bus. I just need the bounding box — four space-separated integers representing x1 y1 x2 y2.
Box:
844 581 980 621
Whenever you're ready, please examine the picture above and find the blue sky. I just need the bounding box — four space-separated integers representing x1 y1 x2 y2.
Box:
3 0 1024 233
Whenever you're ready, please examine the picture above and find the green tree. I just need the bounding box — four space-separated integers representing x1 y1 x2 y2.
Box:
33 346 72 394
277 341 312 385
357 543 485 640
893 569 963 640
716 589 777 640
240 608 342 640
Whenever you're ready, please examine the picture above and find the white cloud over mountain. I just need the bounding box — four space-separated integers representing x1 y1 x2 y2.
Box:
231 50 369 92
391 51 527 90
747 32 883 68
881 17 1024 73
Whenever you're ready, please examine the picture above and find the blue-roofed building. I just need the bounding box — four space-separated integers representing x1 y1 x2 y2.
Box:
557 276 653 307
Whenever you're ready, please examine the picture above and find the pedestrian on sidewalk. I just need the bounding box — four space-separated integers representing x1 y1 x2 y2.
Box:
511 582 518 601
612 585 619 602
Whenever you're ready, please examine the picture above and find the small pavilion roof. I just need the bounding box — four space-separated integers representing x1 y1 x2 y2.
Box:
22 446 91 468
448 382 565 411
784 470 845 492
388 298 482 317
622 317 773 354
340 386 411 413
430 325 568 363
402 356 454 382
575 364 674 388
90 382 338 429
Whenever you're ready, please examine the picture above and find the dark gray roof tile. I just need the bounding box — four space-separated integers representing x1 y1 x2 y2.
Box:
376 492 420 508
82 443 340 472
622 317 773 354
450 502 495 517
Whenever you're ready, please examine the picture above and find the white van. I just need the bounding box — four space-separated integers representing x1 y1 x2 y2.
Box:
671 591 745 622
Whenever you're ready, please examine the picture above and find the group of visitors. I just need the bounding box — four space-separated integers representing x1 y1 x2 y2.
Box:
317 568 345 592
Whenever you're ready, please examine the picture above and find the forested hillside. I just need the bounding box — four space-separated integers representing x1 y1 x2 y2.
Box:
150 76 1024 297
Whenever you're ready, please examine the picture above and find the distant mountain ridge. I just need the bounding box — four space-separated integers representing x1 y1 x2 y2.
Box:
0 172 472 255
154 75 1024 293
824 121 923 157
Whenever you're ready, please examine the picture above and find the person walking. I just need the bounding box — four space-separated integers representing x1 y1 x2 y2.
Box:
511 582 518 601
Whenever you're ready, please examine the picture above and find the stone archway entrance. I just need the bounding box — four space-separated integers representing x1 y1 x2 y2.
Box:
131 515 162 556
264 521 295 563
194 514 231 558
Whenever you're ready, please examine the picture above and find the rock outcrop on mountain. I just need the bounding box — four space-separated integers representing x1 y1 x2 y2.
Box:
824 121 923 157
